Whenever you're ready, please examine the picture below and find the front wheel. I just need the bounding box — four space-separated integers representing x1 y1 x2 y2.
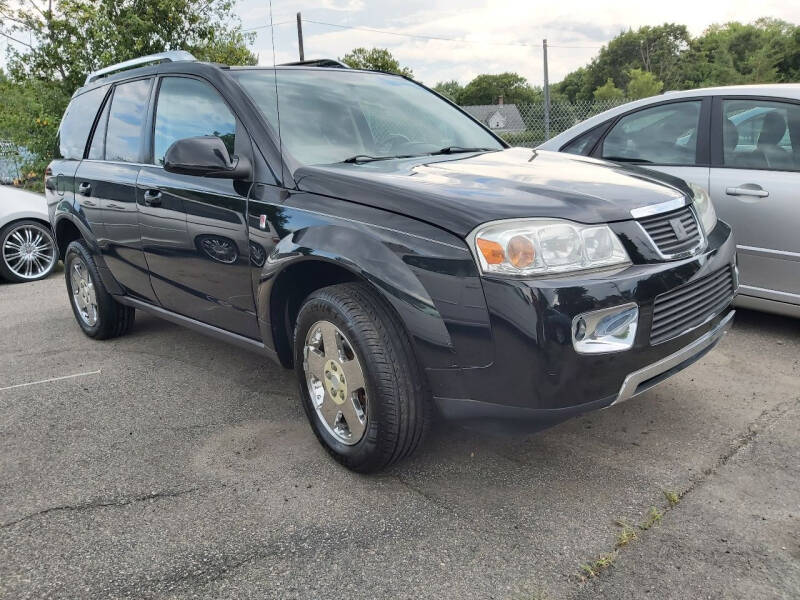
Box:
293 282 429 472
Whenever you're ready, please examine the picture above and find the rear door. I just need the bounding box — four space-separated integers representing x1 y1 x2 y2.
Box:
47 85 109 232
136 75 259 338
592 97 712 191
709 96 800 303
76 77 157 302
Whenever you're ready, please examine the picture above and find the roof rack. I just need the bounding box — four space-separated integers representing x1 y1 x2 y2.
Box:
85 51 197 85
279 58 349 69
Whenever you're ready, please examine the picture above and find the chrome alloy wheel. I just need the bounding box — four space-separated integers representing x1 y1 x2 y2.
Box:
69 257 98 326
2 223 56 280
303 320 368 445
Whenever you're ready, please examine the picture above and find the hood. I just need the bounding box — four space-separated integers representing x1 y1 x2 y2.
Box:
294 148 691 238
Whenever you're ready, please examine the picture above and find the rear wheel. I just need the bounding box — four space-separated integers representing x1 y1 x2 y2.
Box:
64 240 135 339
293 282 428 472
0 220 58 283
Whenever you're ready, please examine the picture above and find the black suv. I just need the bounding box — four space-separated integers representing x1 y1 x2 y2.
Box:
48 52 737 472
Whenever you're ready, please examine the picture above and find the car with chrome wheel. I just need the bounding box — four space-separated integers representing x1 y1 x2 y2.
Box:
1 186 58 283
49 53 736 472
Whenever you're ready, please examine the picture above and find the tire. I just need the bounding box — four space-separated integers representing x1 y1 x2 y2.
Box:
64 239 135 339
0 219 58 283
293 282 429 472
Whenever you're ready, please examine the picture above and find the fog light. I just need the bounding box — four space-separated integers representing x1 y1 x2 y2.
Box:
572 303 638 354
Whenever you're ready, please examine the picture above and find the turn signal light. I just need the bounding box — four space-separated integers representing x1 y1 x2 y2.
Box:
476 238 505 264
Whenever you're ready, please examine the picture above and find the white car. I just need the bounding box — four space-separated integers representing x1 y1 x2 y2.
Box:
1 186 58 282
539 84 800 318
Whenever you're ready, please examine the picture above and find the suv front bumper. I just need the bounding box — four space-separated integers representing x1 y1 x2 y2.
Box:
430 220 737 427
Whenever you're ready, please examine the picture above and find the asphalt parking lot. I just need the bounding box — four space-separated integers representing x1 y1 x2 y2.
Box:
1 271 798 599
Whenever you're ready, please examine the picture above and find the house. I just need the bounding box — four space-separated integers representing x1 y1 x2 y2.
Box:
461 103 526 134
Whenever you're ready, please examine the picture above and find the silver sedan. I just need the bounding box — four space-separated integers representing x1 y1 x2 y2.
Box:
539 84 800 318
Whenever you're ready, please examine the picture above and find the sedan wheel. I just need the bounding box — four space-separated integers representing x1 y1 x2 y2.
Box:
303 320 368 445
1 221 57 282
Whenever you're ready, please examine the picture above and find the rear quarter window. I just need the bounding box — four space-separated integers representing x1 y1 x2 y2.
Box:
57 86 108 160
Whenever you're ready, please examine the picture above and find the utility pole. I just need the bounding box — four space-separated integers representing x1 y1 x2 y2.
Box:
296 12 305 61
543 38 550 141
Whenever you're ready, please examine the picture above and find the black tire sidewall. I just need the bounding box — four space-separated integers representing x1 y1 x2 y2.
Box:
64 241 106 337
0 220 57 283
293 293 395 471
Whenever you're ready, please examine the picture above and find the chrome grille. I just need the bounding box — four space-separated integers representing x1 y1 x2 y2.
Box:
650 267 735 344
639 205 702 256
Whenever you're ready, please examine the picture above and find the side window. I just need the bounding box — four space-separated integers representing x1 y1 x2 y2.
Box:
561 124 606 156
105 79 152 163
57 86 107 159
601 101 702 165
88 96 111 160
153 77 236 165
722 99 800 172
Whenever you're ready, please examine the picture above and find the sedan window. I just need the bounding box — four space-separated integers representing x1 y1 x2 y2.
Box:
601 101 701 165
722 99 800 172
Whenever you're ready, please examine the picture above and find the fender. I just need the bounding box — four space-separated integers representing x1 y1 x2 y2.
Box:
52 204 124 296
249 192 495 382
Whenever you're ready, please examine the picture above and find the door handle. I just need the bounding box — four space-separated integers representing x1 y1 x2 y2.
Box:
725 185 769 198
78 182 92 196
143 189 162 207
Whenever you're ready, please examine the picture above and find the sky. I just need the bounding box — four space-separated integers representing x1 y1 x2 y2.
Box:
238 0 800 87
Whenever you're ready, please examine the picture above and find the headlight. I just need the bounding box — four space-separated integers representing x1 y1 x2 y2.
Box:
469 218 631 277
689 183 717 234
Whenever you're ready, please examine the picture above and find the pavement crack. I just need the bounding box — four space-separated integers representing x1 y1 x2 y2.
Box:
0 487 200 529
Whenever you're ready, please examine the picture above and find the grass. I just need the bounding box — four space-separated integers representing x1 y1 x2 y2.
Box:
664 490 680 507
614 520 638 548
579 553 616 580
639 506 663 530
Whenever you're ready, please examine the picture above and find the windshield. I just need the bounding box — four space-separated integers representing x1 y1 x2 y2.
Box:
232 69 503 167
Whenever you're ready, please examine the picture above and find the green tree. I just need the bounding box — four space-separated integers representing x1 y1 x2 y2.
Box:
432 80 463 102
3 0 257 93
626 68 663 99
593 78 625 100
340 47 414 77
458 72 542 106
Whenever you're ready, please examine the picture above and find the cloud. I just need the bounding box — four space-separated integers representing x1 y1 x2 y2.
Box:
243 0 800 87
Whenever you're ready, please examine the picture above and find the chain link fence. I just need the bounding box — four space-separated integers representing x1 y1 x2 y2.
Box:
461 99 630 148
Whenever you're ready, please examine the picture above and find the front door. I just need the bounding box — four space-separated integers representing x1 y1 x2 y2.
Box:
137 75 259 339
709 97 800 304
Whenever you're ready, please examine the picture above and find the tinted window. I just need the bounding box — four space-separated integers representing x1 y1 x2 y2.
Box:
562 125 605 156
153 77 236 165
234 69 502 167
105 79 151 163
602 101 701 165
58 86 107 159
722 99 800 172
88 97 111 160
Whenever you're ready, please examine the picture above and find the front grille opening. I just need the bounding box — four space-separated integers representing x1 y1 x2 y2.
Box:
639 205 702 256
650 267 734 344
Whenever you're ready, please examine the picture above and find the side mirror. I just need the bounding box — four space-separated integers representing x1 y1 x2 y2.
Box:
163 136 251 180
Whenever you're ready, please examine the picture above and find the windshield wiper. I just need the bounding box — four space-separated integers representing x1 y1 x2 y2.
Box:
431 146 498 155
341 154 416 164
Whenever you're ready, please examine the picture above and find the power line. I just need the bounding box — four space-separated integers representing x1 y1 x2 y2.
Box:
301 18 604 50
243 19 293 33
